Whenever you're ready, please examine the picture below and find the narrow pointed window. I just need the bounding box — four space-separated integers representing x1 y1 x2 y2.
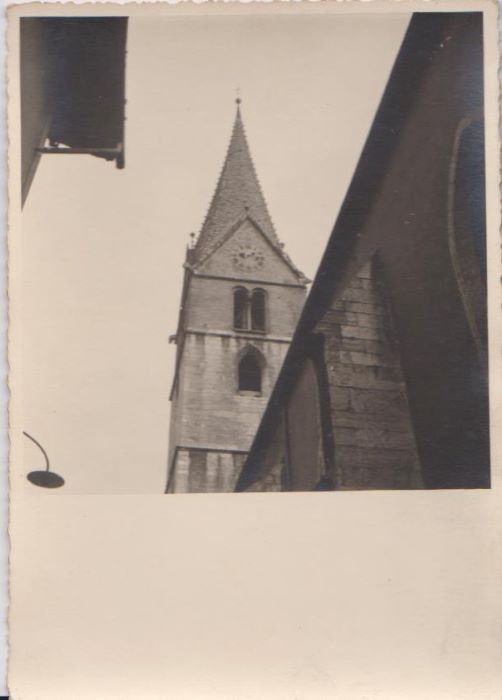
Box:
234 288 249 330
251 289 266 332
238 349 263 393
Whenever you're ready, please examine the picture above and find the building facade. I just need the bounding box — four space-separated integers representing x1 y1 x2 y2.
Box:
236 12 490 493
166 102 307 493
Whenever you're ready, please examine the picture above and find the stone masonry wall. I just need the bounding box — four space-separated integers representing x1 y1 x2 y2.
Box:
168 449 247 493
168 255 305 492
173 333 289 451
316 260 423 490
188 275 305 340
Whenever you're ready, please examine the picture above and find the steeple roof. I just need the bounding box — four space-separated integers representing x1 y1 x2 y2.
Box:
193 102 282 262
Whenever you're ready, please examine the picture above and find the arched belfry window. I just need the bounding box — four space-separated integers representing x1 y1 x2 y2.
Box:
234 288 249 330
233 287 267 332
238 347 264 394
251 289 266 332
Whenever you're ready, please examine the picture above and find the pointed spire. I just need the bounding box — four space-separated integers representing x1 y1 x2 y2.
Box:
193 101 281 261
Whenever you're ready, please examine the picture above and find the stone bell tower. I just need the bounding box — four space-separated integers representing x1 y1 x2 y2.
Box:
166 100 307 493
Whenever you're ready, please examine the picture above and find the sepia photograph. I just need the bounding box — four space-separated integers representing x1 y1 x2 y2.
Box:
17 8 490 494
7 2 502 698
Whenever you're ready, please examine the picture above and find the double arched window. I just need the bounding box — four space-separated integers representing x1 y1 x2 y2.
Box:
238 346 264 394
233 288 267 332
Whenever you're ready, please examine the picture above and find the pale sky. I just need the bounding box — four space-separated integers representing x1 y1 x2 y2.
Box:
21 11 411 494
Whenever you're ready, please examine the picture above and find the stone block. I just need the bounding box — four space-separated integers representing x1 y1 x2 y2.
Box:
322 309 353 324
316 319 343 339
338 337 386 355
358 277 377 292
349 387 408 416
351 313 388 329
333 337 367 353
338 463 416 490
335 425 416 450
334 445 420 487
341 301 386 316
335 445 417 469
340 325 382 341
331 386 351 410
332 408 410 430
355 263 373 280
336 350 398 368
333 426 358 446
328 363 405 391
338 286 375 304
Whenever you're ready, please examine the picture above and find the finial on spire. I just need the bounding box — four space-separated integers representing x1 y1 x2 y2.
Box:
236 87 241 106
189 232 196 248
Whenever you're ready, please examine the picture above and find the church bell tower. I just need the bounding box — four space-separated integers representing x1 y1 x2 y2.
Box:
166 100 307 493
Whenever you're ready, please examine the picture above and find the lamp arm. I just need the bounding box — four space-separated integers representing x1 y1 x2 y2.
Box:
22 431 50 473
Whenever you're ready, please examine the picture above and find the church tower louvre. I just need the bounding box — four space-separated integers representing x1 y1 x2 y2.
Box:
166 100 308 493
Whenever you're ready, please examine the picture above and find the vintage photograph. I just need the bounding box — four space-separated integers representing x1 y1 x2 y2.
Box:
8 4 502 700
18 9 489 494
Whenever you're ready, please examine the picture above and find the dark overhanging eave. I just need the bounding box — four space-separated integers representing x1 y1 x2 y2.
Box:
21 17 128 205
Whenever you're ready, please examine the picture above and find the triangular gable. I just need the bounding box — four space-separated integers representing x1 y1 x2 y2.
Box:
194 216 307 285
